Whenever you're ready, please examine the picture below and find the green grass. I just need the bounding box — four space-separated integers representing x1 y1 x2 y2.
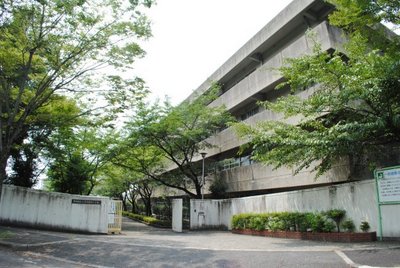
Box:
0 231 14 240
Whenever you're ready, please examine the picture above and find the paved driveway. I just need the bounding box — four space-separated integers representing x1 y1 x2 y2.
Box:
0 218 399 267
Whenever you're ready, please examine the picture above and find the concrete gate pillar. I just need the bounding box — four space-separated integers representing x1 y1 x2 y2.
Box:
172 199 183 232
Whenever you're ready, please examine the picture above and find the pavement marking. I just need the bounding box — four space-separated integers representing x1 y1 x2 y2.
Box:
334 250 357 268
77 237 343 252
25 251 113 268
77 237 400 254
0 238 79 250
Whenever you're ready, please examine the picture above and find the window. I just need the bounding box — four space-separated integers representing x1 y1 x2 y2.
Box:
240 107 259 121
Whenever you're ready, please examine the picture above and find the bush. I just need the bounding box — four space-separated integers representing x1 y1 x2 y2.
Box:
123 211 171 228
267 216 285 231
342 219 356 232
209 176 227 199
310 213 326 233
231 213 254 230
249 215 267 231
360 221 370 232
296 213 312 232
231 211 354 233
325 209 346 232
322 220 336 233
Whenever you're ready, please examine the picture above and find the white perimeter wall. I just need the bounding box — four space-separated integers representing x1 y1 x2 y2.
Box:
191 180 400 238
0 185 110 233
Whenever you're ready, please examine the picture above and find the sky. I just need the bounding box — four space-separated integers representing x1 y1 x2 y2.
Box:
134 0 293 105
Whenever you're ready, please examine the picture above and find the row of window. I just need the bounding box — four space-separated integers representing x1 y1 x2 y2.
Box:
206 155 255 174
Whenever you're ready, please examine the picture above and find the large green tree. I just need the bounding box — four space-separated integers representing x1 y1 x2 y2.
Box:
0 0 153 198
45 123 119 195
235 0 400 177
5 94 81 188
115 88 234 199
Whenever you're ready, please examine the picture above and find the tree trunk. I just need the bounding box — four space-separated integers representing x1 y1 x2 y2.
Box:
195 182 202 199
0 159 7 202
145 198 152 216
131 201 137 213
119 193 127 211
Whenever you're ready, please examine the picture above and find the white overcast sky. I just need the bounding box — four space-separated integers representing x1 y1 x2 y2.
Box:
134 0 293 105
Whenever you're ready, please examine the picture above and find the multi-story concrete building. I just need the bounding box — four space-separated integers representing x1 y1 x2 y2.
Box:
171 0 359 198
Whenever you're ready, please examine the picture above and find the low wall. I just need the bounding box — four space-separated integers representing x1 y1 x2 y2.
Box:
0 185 110 233
190 180 400 238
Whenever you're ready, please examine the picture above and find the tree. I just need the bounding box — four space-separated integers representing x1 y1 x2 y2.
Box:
5 94 82 188
136 180 154 216
94 165 142 212
116 87 234 199
5 144 38 188
45 124 119 195
234 1 400 177
47 151 91 194
0 0 153 199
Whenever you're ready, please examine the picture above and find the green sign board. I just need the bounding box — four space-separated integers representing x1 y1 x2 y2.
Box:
375 166 400 203
374 165 400 240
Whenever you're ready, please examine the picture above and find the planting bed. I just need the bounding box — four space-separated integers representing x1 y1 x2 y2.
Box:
232 229 377 242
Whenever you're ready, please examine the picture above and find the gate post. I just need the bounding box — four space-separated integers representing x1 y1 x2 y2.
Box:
172 199 183 232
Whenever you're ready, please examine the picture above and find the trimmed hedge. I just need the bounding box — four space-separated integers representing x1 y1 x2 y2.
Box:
122 211 171 228
231 210 353 233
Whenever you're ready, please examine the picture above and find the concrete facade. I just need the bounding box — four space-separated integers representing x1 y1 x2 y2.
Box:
0 185 111 233
178 0 352 197
190 180 400 238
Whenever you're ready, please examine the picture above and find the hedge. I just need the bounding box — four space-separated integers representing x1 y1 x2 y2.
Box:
122 211 171 228
231 210 355 233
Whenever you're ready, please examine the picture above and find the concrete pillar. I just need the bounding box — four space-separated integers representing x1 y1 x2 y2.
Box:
172 199 183 232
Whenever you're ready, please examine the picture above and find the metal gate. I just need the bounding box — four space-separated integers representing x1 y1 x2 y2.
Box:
108 200 122 234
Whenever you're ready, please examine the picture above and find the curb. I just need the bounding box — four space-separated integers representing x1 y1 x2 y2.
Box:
0 240 30 250
0 238 75 250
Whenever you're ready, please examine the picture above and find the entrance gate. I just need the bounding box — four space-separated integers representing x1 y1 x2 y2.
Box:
108 200 123 234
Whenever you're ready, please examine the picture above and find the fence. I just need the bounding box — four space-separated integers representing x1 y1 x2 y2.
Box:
108 200 123 234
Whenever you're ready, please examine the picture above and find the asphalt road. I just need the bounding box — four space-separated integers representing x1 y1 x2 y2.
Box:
0 218 399 268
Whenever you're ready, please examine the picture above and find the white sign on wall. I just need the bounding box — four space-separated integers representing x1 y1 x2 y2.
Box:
375 166 400 203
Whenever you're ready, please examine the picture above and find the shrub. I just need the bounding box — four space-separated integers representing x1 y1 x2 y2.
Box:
249 215 267 231
279 212 293 231
123 211 171 228
310 213 326 233
209 175 227 199
360 221 370 232
231 213 254 230
231 210 356 233
325 209 346 232
342 219 356 232
297 213 312 232
267 216 285 231
322 220 336 233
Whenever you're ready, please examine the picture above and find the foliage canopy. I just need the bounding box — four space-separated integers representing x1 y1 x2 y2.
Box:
0 0 153 196
235 0 400 177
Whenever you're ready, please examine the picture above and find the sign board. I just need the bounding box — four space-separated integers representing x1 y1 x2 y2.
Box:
375 166 400 241
375 166 400 203
72 199 101 205
108 201 116 224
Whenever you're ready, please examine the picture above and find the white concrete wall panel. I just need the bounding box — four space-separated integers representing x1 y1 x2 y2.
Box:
190 180 399 238
0 185 109 233
190 199 232 230
172 199 183 232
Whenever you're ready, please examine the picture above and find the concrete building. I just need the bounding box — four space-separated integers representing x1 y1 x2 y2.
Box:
162 0 393 200
175 0 356 198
